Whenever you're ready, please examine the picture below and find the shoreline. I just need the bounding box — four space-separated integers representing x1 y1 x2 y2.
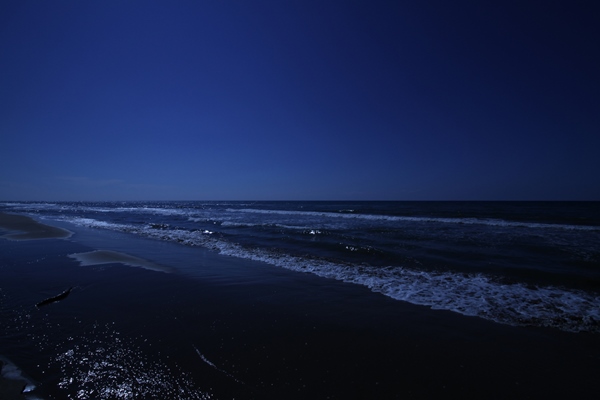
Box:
0 213 72 240
0 213 599 398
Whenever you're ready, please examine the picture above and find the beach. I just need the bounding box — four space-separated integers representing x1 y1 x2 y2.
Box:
0 213 72 241
1 210 599 399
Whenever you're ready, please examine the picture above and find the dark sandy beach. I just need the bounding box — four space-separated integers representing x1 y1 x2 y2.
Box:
0 359 29 399
0 213 71 241
1 213 599 399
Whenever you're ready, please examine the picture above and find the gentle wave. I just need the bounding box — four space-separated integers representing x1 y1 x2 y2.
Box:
5 202 597 232
219 220 324 232
1 202 58 209
229 208 599 231
62 217 600 333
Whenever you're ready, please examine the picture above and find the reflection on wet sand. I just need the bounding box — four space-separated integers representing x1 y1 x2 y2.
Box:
68 250 171 273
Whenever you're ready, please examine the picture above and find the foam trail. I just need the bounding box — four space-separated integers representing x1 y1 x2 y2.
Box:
193 345 244 385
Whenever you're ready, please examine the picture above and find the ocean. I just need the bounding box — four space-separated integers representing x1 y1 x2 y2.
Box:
1 201 599 398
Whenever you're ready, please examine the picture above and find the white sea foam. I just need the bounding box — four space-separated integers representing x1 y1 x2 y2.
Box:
69 218 130 230
1 202 58 210
61 217 600 333
219 220 315 231
216 245 600 332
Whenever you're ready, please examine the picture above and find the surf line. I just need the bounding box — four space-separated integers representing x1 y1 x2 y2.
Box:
192 344 245 385
36 287 73 308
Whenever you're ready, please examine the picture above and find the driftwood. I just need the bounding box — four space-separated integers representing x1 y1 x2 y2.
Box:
36 287 73 308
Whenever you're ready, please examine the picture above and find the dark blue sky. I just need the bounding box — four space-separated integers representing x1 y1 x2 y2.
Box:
1 1 599 201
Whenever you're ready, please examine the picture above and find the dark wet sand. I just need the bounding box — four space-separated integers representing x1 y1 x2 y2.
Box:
0 213 71 240
0 380 26 400
68 250 172 272
1 215 599 399
0 360 27 399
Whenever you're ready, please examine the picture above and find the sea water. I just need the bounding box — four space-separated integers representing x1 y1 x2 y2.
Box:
3 201 598 333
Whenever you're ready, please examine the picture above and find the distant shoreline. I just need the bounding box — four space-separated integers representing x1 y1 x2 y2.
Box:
0 212 72 240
